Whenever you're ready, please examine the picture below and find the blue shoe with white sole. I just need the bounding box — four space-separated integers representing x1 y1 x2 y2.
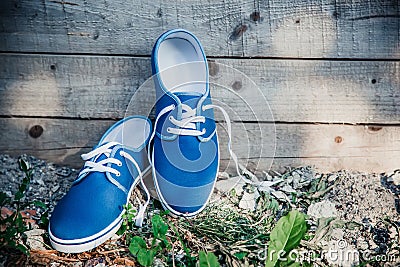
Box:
49 116 152 253
150 29 221 217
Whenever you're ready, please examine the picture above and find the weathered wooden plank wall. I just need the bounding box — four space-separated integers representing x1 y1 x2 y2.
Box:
0 0 399 172
1 0 399 58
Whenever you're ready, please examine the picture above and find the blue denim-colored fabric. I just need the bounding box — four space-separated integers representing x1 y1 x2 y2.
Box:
154 167 215 208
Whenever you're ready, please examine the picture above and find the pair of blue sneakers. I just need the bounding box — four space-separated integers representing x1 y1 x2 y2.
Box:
49 29 237 253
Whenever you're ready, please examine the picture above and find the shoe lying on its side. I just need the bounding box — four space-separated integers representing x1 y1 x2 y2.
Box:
150 29 219 217
49 116 152 253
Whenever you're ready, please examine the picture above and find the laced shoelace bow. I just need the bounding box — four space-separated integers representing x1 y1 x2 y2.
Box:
76 141 150 227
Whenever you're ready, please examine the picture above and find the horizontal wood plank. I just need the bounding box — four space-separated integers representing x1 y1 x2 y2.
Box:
1 117 399 172
0 0 399 58
1 54 399 123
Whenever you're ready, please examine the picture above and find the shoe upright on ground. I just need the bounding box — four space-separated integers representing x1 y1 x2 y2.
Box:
150 29 219 216
49 116 152 253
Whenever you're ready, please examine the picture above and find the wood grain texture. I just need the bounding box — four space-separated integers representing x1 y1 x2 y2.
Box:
0 0 399 58
1 54 399 123
1 117 399 172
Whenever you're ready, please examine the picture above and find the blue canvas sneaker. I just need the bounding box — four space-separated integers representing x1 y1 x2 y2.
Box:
49 116 152 253
150 29 238 217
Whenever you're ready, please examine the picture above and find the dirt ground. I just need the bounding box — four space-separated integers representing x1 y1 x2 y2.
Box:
1 154 399 267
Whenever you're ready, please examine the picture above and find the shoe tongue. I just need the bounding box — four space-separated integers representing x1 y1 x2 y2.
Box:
174 92 203 109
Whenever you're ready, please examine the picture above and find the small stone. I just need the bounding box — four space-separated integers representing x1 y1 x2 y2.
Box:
84 257 106 267
292 172 301 180
368 239 378 250
56 168 71 177
215 176 245 195
239 190 260 211
279 185 296 193
217 172 230 180
330 228 344 240
307 200 338 219
51 185 60 193
389 228 397 239
270 190 289 202
257 179 283 193
153 258 165 267
286 176 293 184
391 172 400 186
327 174 338 183
25 229 46 250
357 238 369 250
263 171 274 181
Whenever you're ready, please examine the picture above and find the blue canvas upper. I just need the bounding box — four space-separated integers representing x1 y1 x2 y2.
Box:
151 29 219 215
49 116 151 243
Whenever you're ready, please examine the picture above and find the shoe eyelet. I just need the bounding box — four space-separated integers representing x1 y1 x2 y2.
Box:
169 116 173 121
116 172 121 177
167 127 171 133
117 161 122 167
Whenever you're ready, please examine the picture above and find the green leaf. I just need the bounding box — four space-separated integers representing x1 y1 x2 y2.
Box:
2 226 17 239
40 213 49 227
32 200 47 210
123 203 137 223
0 192 10 206
317 180 327 191
199 251 220 267
129 236 147 256
137 248 156 266
234 251 248 260
152 215 168 240
170 222 195 265
15 244 29 255
151 214 170 248
14 191 24 202
265 210 307 267
117 223 127 236
280 260 300 267
279 252 299 267
15 176 30 202
19 159 29 173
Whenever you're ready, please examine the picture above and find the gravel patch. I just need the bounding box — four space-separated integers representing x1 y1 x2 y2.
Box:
0 154 78 213
327 171 400 224
1 154 400 266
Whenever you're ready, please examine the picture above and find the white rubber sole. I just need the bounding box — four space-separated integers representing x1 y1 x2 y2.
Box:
49 166 151 253
49 217 123 253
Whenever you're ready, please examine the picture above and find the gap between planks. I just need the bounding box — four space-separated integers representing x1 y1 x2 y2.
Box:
1 117 399 173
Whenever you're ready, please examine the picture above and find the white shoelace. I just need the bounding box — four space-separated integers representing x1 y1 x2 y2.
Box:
77 141 149 227
147 103 253 186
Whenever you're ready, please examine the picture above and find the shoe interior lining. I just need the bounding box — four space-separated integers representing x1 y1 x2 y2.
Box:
157 32 206 95
101 118 151 149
